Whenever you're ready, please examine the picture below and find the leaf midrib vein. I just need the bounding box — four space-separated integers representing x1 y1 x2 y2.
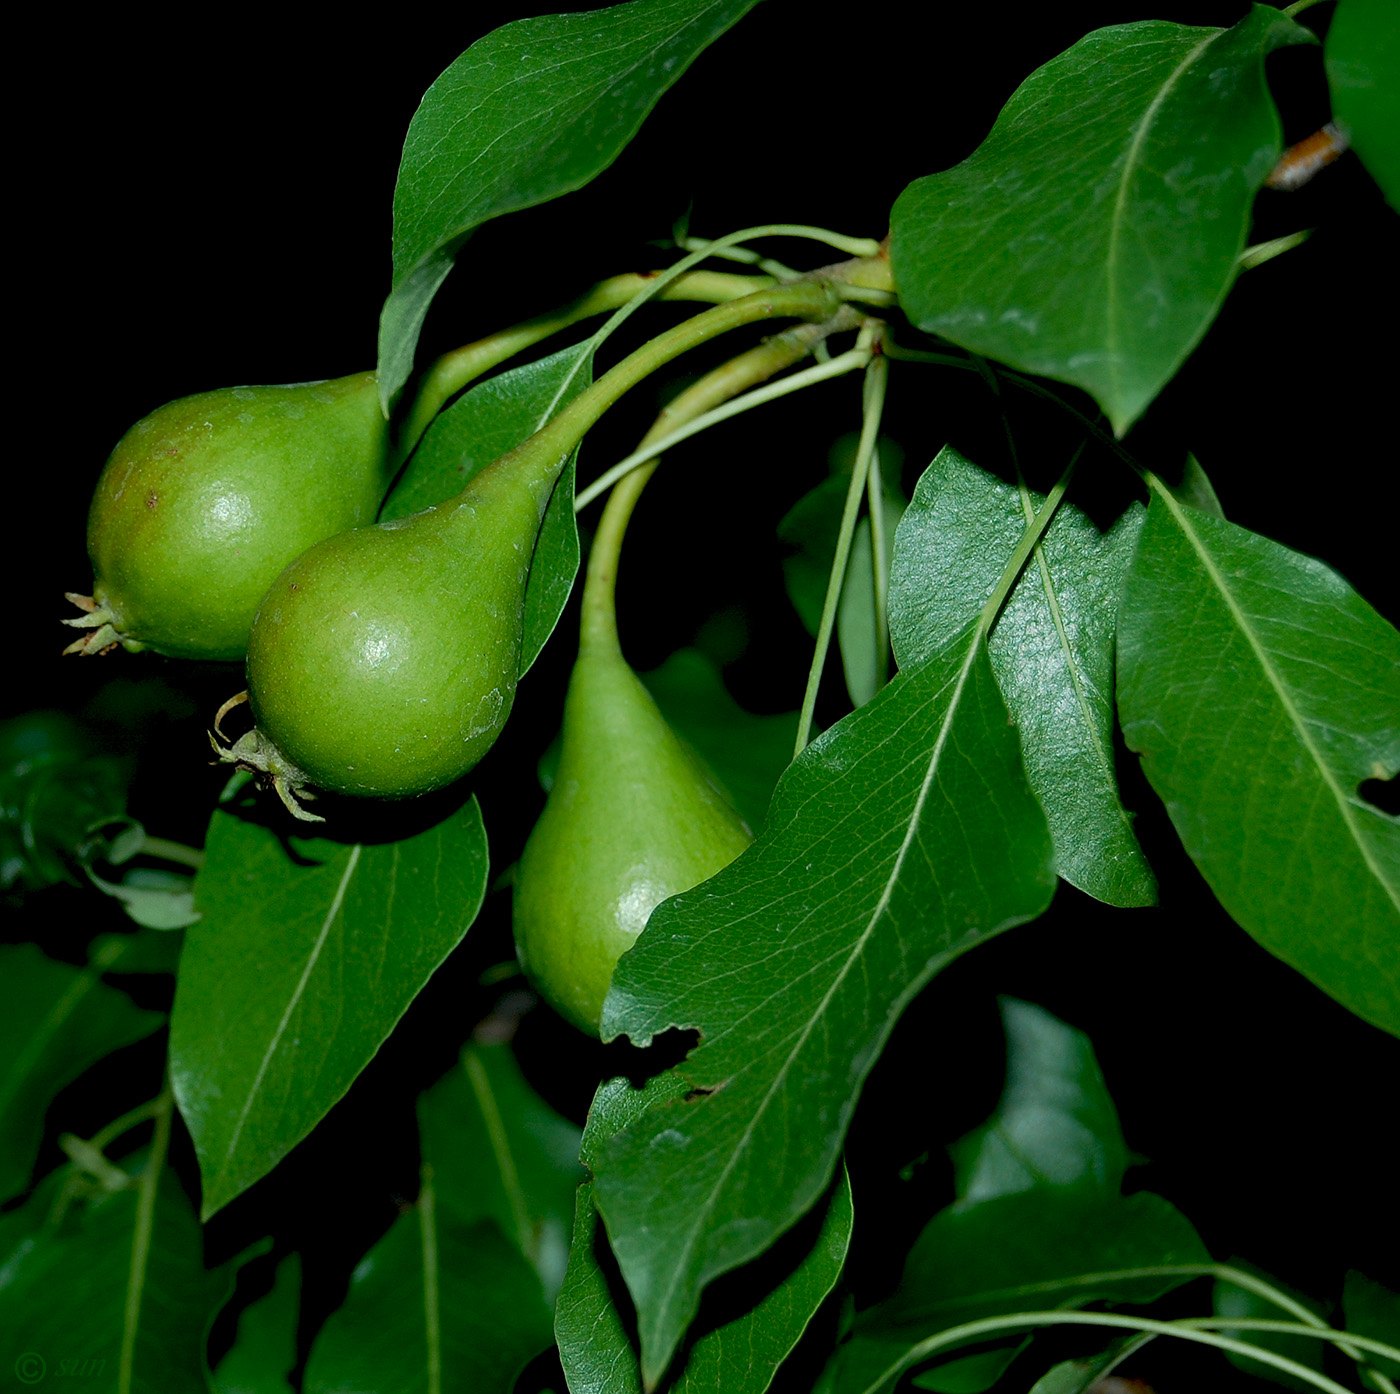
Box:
0 965 97 1120
1015 488 1131 849
465 1049 533 1258
218 844 363 1176
651 634 982 1347
1157 488 1398 910
1104 31 1218 398
407 3 724 257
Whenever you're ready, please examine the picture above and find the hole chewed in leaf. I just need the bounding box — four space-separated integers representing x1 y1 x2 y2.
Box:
1358 775 1400 817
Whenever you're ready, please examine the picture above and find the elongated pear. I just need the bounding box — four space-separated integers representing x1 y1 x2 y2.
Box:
512 636 753 1035
220 434 560 813
65 373 391 660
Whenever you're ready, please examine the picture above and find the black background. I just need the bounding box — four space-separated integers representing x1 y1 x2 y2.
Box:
8 2 1398 1388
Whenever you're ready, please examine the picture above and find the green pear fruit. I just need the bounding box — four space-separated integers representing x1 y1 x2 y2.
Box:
65 372 390 660
211 282 840 815
216 428 562 814
512 636 753 1036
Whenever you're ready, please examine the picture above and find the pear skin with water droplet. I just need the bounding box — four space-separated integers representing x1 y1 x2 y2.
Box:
512 638 753 1035
67 373 390 660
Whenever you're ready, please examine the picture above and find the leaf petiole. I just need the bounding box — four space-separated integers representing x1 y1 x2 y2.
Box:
581 311 865 645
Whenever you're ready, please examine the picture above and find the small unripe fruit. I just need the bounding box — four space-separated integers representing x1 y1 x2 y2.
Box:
215 431 563 817
65 372 390 660
512 637 753 1035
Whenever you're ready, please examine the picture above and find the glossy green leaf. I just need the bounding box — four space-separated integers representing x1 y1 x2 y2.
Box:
640 647 798 831
378 0 759 409
949 998 1128 1202
1214 1264 1325 1391
301 1047 568 1391
1326 0 1400 210
382 341 594 675
0 1156 234 1393
558 1074 852 1394
0 944 164 1204
1344 1271 1400 1391
212 1252 300 1394
170 795 489 1218
418 1041 583 1301
595 608 1055 1383
779 471 907 709
302 1205 551 1394
838 1001 1206 1394
889 7 1314 433
1117 486 1400 1036
889 447 1155 908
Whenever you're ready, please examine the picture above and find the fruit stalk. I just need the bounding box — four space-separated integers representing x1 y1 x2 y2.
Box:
396 269 778 463
486 278 845 507
581 311 862 653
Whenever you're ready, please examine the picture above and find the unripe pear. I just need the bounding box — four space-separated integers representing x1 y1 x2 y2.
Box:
65 372 390 660
512 622 753 1036
217 430 561 814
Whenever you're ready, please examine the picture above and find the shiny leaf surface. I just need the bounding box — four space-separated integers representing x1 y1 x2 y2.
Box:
595 585 1055 1381
302 1209 550 1394
171 795 489 1217
558 1074 852 1394
890 8 1313 432
378 0 759 408
1117 486 1400 1035
890 447 1154 907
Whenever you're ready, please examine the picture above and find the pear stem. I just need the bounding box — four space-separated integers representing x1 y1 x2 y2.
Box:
479 279 846 516
794 334 889 757
581 311 866 656
572 343 872 513
394 269 777 465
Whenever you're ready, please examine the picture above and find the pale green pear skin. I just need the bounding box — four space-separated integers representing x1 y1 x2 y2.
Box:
84 372 389 659
512 641 753 1035
244 452 552 799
